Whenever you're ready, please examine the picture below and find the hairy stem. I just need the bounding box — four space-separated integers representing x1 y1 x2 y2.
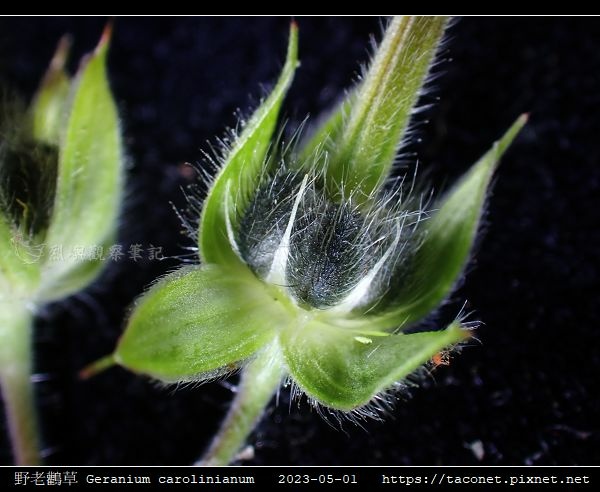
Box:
197 343 283 466
0 302 41 465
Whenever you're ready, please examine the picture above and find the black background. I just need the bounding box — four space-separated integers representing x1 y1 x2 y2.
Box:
0 17 598 465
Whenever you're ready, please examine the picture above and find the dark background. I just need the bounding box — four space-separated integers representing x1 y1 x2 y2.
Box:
0 17 598 465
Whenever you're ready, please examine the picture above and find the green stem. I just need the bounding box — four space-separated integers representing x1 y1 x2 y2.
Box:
197 344 283 466
0 303 41 465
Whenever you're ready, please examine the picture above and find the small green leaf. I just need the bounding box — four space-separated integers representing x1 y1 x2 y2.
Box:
368 115 528 329
323 16 448 204
115 265 289 382
198 23 298 268
30 36 71 145
40 27 123 300
281 320 468 411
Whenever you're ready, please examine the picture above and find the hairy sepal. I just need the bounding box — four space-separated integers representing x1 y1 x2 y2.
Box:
115 265 291 383
39 29 124 302
361 115 528 330
300 17 448 206
198 23 299 269
281 319 468 411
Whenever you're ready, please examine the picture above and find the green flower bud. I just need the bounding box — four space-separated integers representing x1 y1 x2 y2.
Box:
113 17 525 416
0 26 124 466
0 26 124 304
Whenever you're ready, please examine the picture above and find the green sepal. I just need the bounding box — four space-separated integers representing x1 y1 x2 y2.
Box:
315 16 448 205
198 23 298 268
281 320 468 411
115 265 290 382
367 115 528 329
40 27 123 302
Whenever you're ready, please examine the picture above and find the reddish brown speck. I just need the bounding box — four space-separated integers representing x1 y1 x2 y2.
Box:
97 20 114 52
